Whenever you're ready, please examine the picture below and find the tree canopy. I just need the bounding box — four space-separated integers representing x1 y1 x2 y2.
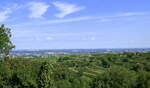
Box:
0 24 15 57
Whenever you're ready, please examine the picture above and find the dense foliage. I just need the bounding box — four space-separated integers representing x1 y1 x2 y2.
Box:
0 52 150 88
0 24 15 58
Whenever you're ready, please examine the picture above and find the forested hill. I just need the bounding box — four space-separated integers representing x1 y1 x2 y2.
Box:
0 52 150 88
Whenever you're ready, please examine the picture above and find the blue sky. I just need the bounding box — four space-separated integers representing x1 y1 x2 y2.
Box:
0 0 150 49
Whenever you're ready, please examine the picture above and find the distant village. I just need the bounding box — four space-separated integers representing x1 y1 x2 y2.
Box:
10 48 150 58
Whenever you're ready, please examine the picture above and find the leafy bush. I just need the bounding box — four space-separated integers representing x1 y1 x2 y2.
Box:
92 67 137 88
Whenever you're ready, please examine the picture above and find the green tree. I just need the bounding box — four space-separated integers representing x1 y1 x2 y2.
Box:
0 24 15 58
92 67 137 88
136 70 150 88
38 62 55 88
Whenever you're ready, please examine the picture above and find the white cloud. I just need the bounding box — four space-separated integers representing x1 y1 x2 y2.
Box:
46 37 54 40
0 4 23 23
90 37 96 41
0 8 12 22
83 37 96 41
11 11 148 27
53 2 85 18
10 3 22 10
43 16 93 24
117 12 147 17
11 16 94 27
28 2 49 18
99 18 112 22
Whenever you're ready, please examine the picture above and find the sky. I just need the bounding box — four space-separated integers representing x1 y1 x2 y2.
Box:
0 0 150 49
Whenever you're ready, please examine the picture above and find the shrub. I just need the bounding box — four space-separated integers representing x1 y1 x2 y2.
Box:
92 66 137 88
